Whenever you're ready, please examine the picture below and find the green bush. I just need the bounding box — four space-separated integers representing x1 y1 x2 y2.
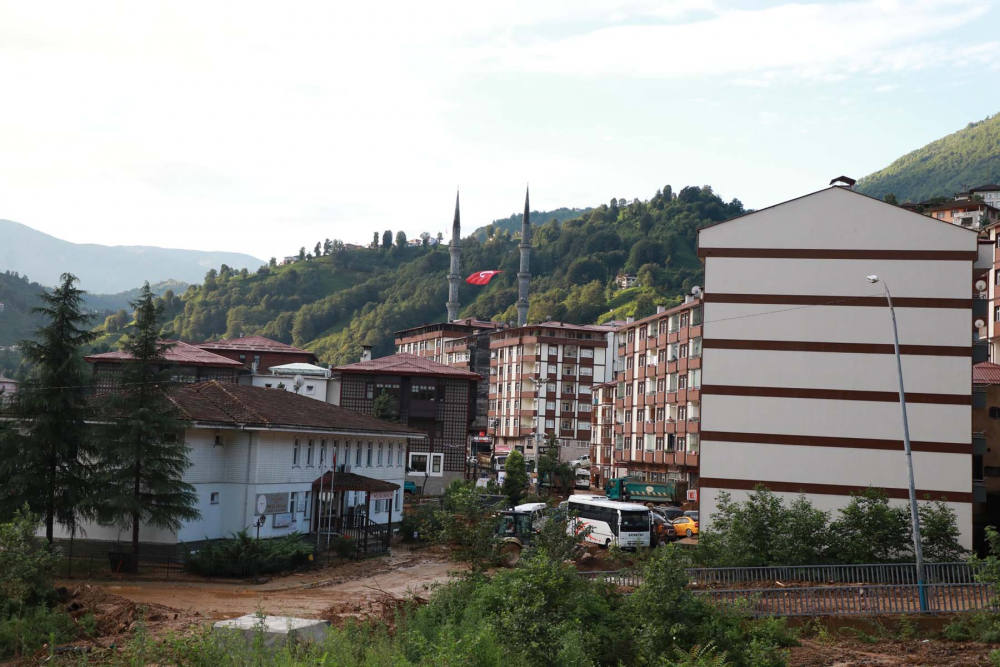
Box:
0 606 86 660
329 535 355 559
0 506 59 618
184 530 314 577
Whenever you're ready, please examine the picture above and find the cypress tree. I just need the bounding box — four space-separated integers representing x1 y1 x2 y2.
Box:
0 274 96 543
95 283 199 559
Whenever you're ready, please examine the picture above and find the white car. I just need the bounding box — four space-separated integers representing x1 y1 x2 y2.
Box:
569 455 591 469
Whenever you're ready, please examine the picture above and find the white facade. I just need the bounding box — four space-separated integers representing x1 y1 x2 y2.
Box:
52 427 408 546
249 363 332 402
698 186 977 548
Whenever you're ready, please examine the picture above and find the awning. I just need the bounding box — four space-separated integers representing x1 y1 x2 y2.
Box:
312 470 400 493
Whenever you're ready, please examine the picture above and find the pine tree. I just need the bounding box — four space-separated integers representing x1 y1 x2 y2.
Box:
372 389 397 421
0 274 96 543
94 283 199 560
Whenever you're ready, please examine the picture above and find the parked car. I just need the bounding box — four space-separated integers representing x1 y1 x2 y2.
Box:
652 506 684 522
684 510 699 522
672 516 699 538
403 481 417 495
569 454 591 469
650 513 671 543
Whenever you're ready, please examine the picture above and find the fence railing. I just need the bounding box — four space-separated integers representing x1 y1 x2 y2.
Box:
702 583 995 617
686 562 980 586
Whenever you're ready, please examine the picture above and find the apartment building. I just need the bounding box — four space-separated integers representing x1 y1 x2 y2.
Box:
487 321 616 464
697 184 981 549
395 319 501 363
925 199 1000 230
977 221 1000 362
589 382 620 487
973 362 1000 551
613 298 704 490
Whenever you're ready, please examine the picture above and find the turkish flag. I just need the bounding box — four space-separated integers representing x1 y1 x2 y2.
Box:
466 270 503 286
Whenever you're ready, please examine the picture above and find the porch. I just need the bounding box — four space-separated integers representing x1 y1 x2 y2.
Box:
312 471 400 558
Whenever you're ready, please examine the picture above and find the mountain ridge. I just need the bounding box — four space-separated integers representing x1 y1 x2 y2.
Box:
0 219 265 293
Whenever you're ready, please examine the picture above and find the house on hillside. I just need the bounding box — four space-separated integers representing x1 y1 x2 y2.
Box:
47 382 422 557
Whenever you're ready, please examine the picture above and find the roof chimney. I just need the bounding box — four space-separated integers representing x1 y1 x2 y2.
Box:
361 345 372 362
656 305 666 314
626 316 634 324
829 175 856 188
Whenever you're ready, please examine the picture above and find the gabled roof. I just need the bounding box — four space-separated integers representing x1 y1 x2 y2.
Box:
333 353 480 379
168 381 422 436
311 470 399 492
970 184 1000 193
197 336 313 355
85 341 244 368
974 362 1000 386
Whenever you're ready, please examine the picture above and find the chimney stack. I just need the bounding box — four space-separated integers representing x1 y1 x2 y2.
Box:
656 305 666 314
626 316 634 324
361 345 372 362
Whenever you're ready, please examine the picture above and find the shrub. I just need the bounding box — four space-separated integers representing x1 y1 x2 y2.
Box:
184 530 314 577
0 506 59 618
0 605 84 660
329 535 355 559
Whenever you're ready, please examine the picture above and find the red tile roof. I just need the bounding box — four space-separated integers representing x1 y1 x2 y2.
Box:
85 341 244 367
974 362 1000 386
333 353 480 379
197 336 313 355
167 381 422 435
311 470 399 492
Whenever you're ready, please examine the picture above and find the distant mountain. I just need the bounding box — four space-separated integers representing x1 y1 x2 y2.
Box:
0 271 46 347
0 219 265 293
82 279 189 313
857 114 1000 203
471 207 593 241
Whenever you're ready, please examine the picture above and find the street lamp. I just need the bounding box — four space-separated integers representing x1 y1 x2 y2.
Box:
866 275 928 611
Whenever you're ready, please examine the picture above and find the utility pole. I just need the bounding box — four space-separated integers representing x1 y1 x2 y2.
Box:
867 275 928 611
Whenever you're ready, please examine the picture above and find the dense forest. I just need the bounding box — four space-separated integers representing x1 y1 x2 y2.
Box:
132 184 744 365
857 113 1000 203
470 206 592 241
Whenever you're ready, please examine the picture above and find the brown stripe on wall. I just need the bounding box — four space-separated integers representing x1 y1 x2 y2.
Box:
702 338 971 357
698 248 978 261
702 293 972 309
698 477 972 503
700 384 971 405
700 430 971 454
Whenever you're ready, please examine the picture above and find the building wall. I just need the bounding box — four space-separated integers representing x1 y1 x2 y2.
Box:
698 186 976 549
249 373 331 401
203 349 316 373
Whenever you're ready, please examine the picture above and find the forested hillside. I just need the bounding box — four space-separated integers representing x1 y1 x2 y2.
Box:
0 271 46 346
857 113 1000 202
471 207 592 241
159 184 745 365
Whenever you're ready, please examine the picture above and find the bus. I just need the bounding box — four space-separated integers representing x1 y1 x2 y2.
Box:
566 497 651 549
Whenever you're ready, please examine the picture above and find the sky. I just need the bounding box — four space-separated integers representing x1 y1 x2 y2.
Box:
1 0 999 262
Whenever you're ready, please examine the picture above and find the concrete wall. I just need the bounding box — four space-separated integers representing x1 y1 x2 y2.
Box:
698 186 976 549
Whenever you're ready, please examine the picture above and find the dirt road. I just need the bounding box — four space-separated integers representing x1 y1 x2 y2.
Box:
84 549 460 621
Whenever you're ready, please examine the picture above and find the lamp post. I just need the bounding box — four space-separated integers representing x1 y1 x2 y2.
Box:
866 275 928 611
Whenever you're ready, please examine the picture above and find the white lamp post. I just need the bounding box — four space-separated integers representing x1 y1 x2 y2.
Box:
866 275 928 611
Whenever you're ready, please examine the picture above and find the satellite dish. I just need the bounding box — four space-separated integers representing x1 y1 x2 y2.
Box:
976 280 988 292
975 319 986 329
691 285 703 296
293 375 305 391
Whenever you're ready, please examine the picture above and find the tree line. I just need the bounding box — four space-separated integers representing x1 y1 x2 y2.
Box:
0 274 198 561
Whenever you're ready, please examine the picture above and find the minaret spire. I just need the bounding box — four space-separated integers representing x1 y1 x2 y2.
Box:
446 190 462 322
516 185 531 326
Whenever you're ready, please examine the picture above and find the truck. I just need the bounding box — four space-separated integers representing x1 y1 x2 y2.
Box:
604 477 684 505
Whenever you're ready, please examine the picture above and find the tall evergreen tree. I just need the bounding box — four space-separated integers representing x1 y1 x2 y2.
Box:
382 230 393 249
0 274 96 543
95 283 199 559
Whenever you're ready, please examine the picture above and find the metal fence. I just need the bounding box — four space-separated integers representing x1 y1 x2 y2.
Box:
686 562 980 586
702 582 995 617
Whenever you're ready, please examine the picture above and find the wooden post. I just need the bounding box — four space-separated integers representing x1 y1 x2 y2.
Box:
364 492 371 555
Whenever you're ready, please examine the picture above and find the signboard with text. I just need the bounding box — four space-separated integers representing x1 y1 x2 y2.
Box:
273 513 292 528
255 493 289 516
686 489 698 502
370 490 394 501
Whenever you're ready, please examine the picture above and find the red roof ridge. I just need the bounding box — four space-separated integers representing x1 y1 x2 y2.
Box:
333 352 480 379
974 361 1000 385
192 380 271 425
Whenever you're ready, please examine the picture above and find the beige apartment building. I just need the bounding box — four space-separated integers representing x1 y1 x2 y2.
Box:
589 382 619 487
698 184 981 549
613 298 704 491
487 322 616 463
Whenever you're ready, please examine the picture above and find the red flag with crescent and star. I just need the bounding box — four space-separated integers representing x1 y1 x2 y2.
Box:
466 270 503 286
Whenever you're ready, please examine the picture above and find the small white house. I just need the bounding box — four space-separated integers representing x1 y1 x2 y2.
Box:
48 381 423 554
250 362 332 401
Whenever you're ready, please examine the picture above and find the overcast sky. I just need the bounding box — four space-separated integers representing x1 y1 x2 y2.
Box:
1 0 999 261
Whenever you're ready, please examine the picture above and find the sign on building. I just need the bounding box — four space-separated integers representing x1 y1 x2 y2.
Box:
255 493 290 515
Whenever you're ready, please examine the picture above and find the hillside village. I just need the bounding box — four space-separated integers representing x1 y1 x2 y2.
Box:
7 4 1000 663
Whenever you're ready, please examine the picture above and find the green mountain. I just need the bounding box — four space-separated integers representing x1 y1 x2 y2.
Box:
0 271 47 347
155 185 744 365
471 207 592 241
857 113 1000 203
82 279 189 313
0 218 264 293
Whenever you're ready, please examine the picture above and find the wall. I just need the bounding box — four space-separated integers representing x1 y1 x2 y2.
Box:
698 187 976 549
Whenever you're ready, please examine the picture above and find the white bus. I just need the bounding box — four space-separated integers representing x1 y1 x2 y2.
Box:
566 497 651 549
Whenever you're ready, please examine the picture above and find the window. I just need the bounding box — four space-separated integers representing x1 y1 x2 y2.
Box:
627 357 634 369
581 348 594 359
355 441 362 466
563 383 575 394
680 313 689 328
990 407 1000 419
290 492 298 514
292 439 300 466
366 442 373 466
432 454 442 474
388 443 394 466
658 350 666 363
679 375 687 390
547 382 556 392
562 401 572 411
563 365 575 375
561 420 571 430
366 382 374 399
378 442 384 466
304 491 311 518
409 453 444 476
678 406 687 421
395 489 401 512
679 344 688 358
546 400 556 410
239 353 246 363
210 492 220 505
579 421 590 430
656 407 665 421
319 440 327 466
265 383 272 388
397 444 404 466
546 419 555 429
659 321 667 334
253 354 261 368
306 439 314 466
411 384 437 401
639 355 645 366
657 378 665 392
580 366 593 376
627 331 635 343
305 384 315 395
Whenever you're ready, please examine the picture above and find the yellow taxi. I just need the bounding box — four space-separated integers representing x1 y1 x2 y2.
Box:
672 516 699 538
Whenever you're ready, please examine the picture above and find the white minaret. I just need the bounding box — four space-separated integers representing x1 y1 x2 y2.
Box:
516 186 531 327
447 191 461 322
